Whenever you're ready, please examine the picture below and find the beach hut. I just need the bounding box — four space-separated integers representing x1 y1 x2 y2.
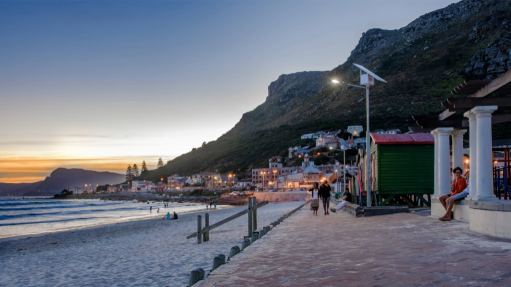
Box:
369 133 434 207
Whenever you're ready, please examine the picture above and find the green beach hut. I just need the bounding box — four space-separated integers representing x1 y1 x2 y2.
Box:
369 133 435 207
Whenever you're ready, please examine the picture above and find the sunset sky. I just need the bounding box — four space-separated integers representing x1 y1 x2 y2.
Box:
0 0 457 183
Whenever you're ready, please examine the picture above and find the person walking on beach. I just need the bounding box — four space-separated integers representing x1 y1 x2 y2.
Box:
150 206 152 213
309 182 320 216
319 180 332 215
157 208 159 213
214 202 216 209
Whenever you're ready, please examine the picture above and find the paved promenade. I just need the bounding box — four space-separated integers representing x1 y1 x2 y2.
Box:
198 205 511 287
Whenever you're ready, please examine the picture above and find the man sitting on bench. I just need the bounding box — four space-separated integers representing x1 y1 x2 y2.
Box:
439 167 468 221
331 188 352 213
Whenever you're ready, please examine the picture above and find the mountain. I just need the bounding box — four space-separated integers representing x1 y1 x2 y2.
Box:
139 0 511 182
1 168 125 196
0 182 39 196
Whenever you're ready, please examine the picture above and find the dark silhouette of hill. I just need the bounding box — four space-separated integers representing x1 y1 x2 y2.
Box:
2 168 125 196
0 182 38 196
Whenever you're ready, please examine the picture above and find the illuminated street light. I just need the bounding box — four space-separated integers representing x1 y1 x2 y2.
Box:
332 64 386 207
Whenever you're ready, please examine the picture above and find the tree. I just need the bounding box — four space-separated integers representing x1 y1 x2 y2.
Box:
133 164 140 177
202 141 207 148
141 161 148 173
157 158 164 169
126 165 133 182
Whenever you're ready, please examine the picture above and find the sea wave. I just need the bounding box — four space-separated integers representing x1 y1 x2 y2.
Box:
0 206 145 220
0 217 104 226
0 202 123 211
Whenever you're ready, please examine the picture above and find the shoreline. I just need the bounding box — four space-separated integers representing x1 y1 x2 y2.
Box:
0 202 305 287
0 204 227 242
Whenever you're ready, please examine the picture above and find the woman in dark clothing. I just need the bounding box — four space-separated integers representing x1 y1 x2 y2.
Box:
319 180 332 215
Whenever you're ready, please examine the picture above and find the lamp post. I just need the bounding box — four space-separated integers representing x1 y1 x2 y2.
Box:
273 170 277 190
335 169 338 195
332 64 386 207
260 171 265 191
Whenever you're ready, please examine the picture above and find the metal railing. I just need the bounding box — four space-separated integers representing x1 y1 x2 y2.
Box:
494 166 511 200
186 197 268 244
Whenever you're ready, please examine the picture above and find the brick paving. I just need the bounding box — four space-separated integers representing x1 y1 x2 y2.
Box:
197 204 511 287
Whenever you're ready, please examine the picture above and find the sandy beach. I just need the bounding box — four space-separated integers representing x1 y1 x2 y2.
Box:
0 202 303 287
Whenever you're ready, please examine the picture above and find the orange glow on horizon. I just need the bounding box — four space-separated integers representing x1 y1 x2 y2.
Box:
0 156 168 183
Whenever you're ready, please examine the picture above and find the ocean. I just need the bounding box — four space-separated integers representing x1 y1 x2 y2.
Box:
0 196 205 238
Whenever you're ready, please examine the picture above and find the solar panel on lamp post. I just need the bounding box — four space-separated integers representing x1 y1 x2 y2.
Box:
332 64 386 207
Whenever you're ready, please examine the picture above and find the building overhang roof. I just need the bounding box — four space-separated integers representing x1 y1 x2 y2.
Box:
371 133 434 145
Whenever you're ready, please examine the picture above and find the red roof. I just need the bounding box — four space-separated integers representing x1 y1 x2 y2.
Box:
371 133 434 145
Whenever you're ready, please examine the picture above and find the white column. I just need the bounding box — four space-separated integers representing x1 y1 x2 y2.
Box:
436 128 454 197
464 111 477 199
472 106 498 201
451 129 466 172
431 130 439 198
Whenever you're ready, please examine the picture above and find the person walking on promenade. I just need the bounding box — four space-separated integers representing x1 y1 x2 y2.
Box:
439 167 468 221
309 182 320 216
319 180 332 215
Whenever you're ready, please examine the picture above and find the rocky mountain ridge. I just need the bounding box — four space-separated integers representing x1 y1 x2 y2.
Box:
139 0 511 182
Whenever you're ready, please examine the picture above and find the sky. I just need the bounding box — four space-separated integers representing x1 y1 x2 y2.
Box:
0 0 459 183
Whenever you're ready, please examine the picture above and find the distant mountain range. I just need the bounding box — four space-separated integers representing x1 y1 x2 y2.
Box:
0 168 125 196
137 0 511 183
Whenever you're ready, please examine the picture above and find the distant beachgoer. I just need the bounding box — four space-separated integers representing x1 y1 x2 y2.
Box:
309 183 319 216
319 180 332 215
163 212 171 220
173 212 178 220
157 208 159 213
214 202 217 209
206 204 209 210
331 188 352 213
150 206 152 213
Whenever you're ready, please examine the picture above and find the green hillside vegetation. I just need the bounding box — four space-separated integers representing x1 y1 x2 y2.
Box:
138 0 511 183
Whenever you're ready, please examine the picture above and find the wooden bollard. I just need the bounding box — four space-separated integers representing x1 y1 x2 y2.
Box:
252 197 258 231
241 238 250 250
217 254 226 264
258 229 266 239
197 215 202 244
204 213 209 242
251 233 258 243
188 268 205 286
228 246 240 259
211 256 223 272
248 197 253 238
264 226 270 233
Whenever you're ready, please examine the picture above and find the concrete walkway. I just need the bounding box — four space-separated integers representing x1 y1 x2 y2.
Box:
198 204 511 287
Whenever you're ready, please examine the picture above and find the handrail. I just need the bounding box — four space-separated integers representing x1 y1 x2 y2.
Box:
186 201 269 239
